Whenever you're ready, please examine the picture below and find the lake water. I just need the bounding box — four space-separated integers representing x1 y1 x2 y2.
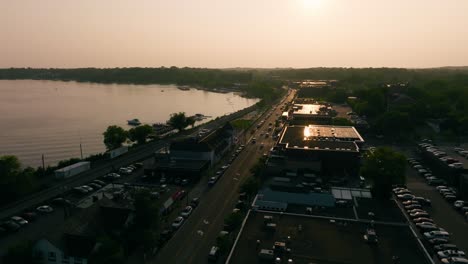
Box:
0 80 259 167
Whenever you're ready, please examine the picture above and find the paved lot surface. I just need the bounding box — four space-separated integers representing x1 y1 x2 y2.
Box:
150 91 296 264
230 212 428 264
405 164 468 255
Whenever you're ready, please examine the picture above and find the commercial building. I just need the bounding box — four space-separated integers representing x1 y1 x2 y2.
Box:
267 124 364 178
150 123 234 180
290 103 334 124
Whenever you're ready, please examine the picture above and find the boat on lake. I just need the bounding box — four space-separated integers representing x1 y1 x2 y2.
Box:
177 85 190 91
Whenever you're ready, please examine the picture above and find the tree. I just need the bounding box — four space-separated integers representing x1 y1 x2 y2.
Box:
103 125 128 150
89 236 125 264
360 147 406 200
332 117 353 126
0 156 37 205
240 177 259 197
128 125 153 144
167 112 192 132
2 241 38 264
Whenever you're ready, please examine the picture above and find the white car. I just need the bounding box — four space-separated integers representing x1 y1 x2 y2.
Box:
81 185 94 192
437 250 466 259
440 257 468 264
36 205 54 213
180 206 193 218
11 216 28 226
172 216 184 229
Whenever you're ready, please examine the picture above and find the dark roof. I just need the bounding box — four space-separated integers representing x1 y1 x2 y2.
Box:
157 159 210 171
170 137 211 152
39 197 132 258
170 122 233 153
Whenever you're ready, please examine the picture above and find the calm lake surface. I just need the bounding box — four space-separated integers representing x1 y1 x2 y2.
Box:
0 80 259 167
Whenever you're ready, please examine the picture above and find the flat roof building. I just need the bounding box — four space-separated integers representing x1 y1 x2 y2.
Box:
290 104 333 124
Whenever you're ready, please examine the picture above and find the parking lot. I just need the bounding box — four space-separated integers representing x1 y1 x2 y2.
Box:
405 163 468 255
230 212 428 264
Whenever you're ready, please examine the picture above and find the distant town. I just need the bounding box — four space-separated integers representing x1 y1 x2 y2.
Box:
1 72 468 264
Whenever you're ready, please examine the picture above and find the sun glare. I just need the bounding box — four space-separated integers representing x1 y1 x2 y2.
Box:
303 0 321 9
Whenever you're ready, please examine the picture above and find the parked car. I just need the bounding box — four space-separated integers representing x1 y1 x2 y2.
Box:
21 212 37 222
190 198 200 208
413 197 431 206
1 221 20 232
437 250 466 260
444 194 457 202
208 246 220 262
10 216 28 226
81 185 94 192
73 186 89 194
88 183 102 189
429 238 450 245
454 200 466 209
440 257 468 264
172 216 184 229
51 198 73 206
424 230 450 240
180 206 193 218
413 217 434 224
36 205 54 213
405 204 422 210
434 244 458 252
93 180 106 186
397 194 415 200
411 211 430 218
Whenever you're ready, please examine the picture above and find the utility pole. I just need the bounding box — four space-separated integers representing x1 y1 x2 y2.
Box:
79 137 84 160
42 154 46 177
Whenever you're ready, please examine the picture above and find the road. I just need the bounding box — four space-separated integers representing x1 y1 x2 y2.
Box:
0 104 258 221
151 90 295 264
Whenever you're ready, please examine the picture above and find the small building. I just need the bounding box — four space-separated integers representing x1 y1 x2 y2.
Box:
33 197 133 264
55 162 90 179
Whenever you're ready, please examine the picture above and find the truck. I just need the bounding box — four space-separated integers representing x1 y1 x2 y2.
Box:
55 161 90 179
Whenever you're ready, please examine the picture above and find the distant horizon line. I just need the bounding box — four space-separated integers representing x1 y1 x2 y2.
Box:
1 66 468 70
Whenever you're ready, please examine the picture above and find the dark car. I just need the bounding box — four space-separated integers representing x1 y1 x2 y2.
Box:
51 197 73 206
1 221 20 232
413 217 434 223
434 244 459 252
413 197 431 206
429 238 449 245
21 212 38 222
158 229 173 245
190 197 200 208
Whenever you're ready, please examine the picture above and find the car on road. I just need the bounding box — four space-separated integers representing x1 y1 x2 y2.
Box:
10 216 28 226
36 205 54 213
180 206 193 218
437 250 466 260
172 216 184 229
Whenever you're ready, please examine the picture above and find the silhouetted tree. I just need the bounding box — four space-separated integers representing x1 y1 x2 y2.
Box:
103 125 128 150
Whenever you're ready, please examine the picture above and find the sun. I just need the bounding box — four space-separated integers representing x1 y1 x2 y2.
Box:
302 0 321 8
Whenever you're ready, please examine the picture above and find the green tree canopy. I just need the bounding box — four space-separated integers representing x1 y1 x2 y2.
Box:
167 112 193 132
240 176 259 197
103 125 128 150
360 147 406 200
128 124 153 144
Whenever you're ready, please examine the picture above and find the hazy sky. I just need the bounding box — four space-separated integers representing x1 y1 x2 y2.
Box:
1 0 467 68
